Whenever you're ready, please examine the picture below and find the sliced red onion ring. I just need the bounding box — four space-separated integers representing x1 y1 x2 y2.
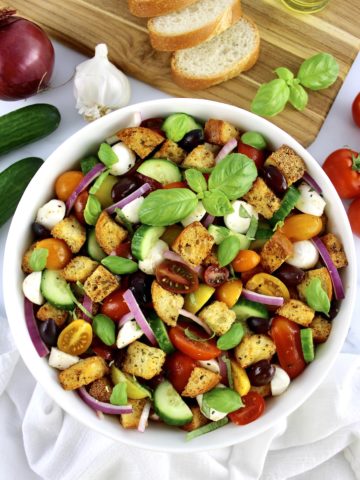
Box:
203 214 215 228
242 288 284 306
215 138 238 164
302 172 322 194
138 400 151 433
179 308 212 334
24 298 49 358
78 387 133 414
118 312 135 327
66 163 106 214
80 295 93 323
106 183 151 215
218 353 228 385
311 237 345 300
123 289 157 345
163 250 202 276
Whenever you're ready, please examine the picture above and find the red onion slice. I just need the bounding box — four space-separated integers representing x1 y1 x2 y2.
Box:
118 312 135 327
203 214 215 228
66 163 106 214
218 353 228 385
138 400 151 433
78 387 133 414
106 183 151 215
242 289 284 306
24 298 49 358
123 289 157 345
215 138 238 164
80 295 93 323
303 172 322 194
179 308 212 334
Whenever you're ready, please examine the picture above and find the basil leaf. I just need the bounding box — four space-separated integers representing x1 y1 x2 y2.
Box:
110 382 128 406
139 188 198 226
218 235 242 267
202 190 233 216
208 225 231 245
84 194 102 226
101 256 138 274
115 208 133 234
246 216 258 240
289 83 308 111
305 277 330 316
203 387 243 413
98 143 118 167
185 169 207 193
93 314 116 345
208 153 257 200
217 323 244 350
240 131 267 150
297 53 339 91
184 328 215 342
80 156 99 175
239 205 251 218
275 67 294 83
162 113 202 142
29 248 48 271
251 79 290 117
89 170 110 194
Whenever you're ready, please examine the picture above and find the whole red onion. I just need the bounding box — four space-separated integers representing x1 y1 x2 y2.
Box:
0 9 54 100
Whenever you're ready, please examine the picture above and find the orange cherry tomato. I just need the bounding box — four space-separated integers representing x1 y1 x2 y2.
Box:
35 238 72 269
55 171 84 202
279 214 323 241
168 324 221 360
57 319 93 355
228 392 265 425
215 278 243 308
163 182 188 189
232 250 261 273
246 273 290 300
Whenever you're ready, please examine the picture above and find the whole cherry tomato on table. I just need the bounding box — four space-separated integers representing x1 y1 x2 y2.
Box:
228 392 265 425
348 197 360 237
352 93 360 128
322 149 360 199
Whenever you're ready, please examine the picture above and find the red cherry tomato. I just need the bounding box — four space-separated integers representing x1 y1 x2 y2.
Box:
92 338 114 361
348 197 360 237
270 316 306 379
165 351 197 393
100 290 129 321
73 190 89 225
203 265 229 287
352 93 360 128
163 182 188 189
114 241 132 259
237 142 265 170
156 260 199 294
228 392 265 425
322 149 360 199
168 323 221 360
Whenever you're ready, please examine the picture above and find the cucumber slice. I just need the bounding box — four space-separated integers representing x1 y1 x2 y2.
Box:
270 186 301 227
131 225 165 260
231 298 269 321
137 159 181 185
41 270 75 310
300 328 315 363
86 229 106 261
154 380 193 426
149 315 175 354
162 113 202 142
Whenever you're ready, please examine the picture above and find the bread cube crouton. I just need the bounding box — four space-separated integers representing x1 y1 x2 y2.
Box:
310 315 332 343
95 211 128 255
51 215 86 253
22 242 36 274
181 367 221 397
151 280 184 326
122 341 166 380
61 256 98 283
120 398 148 429
250 384 272 397
265 145 306 186
276 299 315 327
230 360 251 396
153 139 186 164
243 178 281 220
260 231 293 273
182 144 215 170
88 377 113 403
59 356 109 390
202 249 219 267
320 233 348 269
198 301 236 335
235 334 276 368
172 221 215 266
117 127 164 159
204 119 239 145
36 302 68 326
83 265 119 302
181 406 209 432
297 267 333 302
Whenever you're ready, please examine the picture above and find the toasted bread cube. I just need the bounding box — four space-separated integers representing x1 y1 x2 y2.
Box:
88 377 113 403
250 384 272 397
120 398 148 429
172 221 214 266
182 144 215 170
243 178 281 220
83 265 119 302
310 315 332 343
151 280 184 326
59 356 109 390
204 119 239 145
182 406 209 432
231 360 251 397
95 211 128 255
153 139 186 164
203 249 219 267
61 256 98 283
181 367 221 397
22 242 37 274
276 299 315 327
260 231 293 273
117 127 164 159
235 334 276 368
36 302 68 326
297 267 333 302
320 233 348 269
51 215 86 253
198 301 236 335
122 341 166 380
265 145 306 186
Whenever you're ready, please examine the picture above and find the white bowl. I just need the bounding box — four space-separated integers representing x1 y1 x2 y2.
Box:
4 98 357 452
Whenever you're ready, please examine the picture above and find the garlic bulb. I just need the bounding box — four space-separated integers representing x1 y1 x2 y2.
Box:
74 44 131 121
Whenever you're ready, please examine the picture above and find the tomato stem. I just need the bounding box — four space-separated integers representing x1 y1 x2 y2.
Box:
0 8 17 21
351 154 360 172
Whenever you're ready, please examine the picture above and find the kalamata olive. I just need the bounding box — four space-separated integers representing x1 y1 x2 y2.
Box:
111 177 139 202
276 264 305 287
134 172 163 191
246 316 272 334
328 301 340 320
31 222 50 239
262 165 288 195
113 349 126 369
38 319 58 347
128 271 152 306
178 129 204 151
204 266 229 287
140 117 165 136
247 360 275 386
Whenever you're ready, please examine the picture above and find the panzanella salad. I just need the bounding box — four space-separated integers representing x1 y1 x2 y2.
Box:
22 112 348 440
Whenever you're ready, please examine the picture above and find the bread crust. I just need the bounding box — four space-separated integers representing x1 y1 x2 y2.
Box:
128 0 198 17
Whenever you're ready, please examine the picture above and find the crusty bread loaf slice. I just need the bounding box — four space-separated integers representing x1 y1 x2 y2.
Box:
128 0 198 17
171 15 260 90
148 0 242 52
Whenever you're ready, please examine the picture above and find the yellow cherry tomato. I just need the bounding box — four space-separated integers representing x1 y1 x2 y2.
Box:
184 284 215 314
35 238 72 269
94 175 118 208
246 273 290 300
57 319 93 355
279 214 323 241
215 279 243 308
231 360 251 397
55 171 84 202
232 250 261 273
161 225 183 246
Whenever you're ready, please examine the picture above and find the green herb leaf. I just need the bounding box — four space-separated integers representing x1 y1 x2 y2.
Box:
115 208 134 234
240 131 267 150
275 67 294 83
184 169 207 193
246 216 258 240
217 323 244 350
89 170 110 194
29 248 48 271
184 328 215 342
202 190 233 216
251 79 290 117
255 221 273 240
98 143 118 167
84 194 102 226
110 382 128 406
67 287 94 320
208 153 257 200
161 113 202 142
93 314 116 345
218 235 242 267
81 156 99 175
239 205 251 218
289 83 308 111
305 277 330 316
297 53 339 91
185 417 229 441
101 256 138 274
208 225 231 245
352 154 360 172
203 387 243 413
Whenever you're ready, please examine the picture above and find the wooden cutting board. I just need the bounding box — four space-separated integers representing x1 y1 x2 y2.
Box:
7 0 360 146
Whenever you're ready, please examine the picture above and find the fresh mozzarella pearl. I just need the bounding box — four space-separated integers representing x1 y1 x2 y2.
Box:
286 240 319 269
138 239 169 275
22 271 44 305
36 199 65 230
198 359 220 374
295 182 326 217
121 196 144 224
270 365 291 396
116 320 143 348
48 347 79 370
109 142 136 175
224 200 258 234
196 394 227 421
181 201 206 227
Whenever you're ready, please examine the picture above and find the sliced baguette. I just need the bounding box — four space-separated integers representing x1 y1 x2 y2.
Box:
148 0 242 52
171 15 260 90
128 0 198 17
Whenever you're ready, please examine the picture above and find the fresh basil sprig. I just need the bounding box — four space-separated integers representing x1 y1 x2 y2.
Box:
251 79 290 117
185 169 207 193
101 256 138 274
202 190 233 216
29 248 48 271
217 323 244 350
304 277 330 316
110 382 128 406
93 314 116 345
202 387 243 414
84 194 102 226
289 82 308 111
297 53 339 90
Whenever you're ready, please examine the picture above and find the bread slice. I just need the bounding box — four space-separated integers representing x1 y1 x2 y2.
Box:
148 0 242 52
128 0 198 17
171 15 260 90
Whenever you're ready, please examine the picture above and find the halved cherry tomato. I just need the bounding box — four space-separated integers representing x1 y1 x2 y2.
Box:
101 289 129 321
184 284 215 314
352 93 360 128
270 316 306 379
114 241 132 259
204 265 229 287
215 278 243 307
348 197 360 237
169 323 221 360
322 148 360 199
228 392 265 425
35 238 72 269
73 190 89 225
232 250 260 273
161 224 183 246
279 214 323 241
246 273 290 300
163 182 188 189
237 142 265 170
55 171 84 202
156 260 199 294
57 319 93 355
165 351 197 393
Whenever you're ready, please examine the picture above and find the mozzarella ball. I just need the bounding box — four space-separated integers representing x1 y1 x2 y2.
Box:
286 240 319 269
22 271 44 305
116 320 143 348
48 348 80 370
270 365 291 396
198 359 220 374
109 142 136 176
295 182 326 217
181 201 206 227
138 239 169 275
36 199 66 230
121 196 144 224
224 200 258 234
